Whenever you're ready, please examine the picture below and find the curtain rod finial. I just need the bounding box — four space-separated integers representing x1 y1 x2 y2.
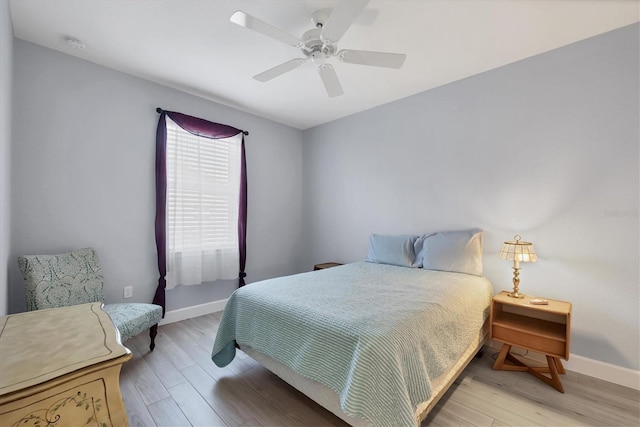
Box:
156 107 163 114
243 130 249 136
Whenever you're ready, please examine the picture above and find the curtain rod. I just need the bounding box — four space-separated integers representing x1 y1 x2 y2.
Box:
156 107 249 135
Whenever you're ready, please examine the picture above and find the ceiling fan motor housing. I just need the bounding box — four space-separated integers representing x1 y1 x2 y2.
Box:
301 28 336 58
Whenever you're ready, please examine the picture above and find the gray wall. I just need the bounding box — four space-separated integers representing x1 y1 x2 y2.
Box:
7 21 639 373
0 0 13 316
302 24 639 371
10 40 304 313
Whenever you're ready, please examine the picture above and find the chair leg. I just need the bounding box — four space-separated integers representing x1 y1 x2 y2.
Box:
149 324 158 351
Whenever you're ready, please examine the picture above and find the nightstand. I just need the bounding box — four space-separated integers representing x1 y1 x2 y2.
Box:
490 291 571 392
313 262 342 271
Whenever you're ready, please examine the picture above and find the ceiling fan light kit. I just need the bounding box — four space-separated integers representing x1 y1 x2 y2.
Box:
230 0 406 98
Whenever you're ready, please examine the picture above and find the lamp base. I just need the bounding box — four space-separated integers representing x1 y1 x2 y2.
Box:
508 264 524 298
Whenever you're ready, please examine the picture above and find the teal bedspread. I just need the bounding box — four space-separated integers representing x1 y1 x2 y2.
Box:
211 262 492 426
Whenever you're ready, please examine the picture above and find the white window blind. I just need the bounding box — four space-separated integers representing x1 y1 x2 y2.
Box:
165 117 241 288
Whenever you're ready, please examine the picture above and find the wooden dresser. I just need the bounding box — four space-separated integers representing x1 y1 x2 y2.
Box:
0 302 132 426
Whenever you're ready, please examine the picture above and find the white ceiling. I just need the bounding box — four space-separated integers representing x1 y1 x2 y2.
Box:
9 0 640 130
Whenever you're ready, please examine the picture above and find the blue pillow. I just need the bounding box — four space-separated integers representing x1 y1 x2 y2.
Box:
420 229 483 276
365 234 420 268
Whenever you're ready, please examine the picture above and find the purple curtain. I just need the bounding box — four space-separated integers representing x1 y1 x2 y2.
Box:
154 108 248 316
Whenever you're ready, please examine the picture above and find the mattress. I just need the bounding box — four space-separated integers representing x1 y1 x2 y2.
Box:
212 262 492 426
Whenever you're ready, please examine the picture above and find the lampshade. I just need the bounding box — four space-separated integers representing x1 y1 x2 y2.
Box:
499 235 537 263
500 235 536 298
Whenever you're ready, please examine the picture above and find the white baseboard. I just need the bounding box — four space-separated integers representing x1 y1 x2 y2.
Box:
159 298 228 325
486 340 640 391
565 354 640 390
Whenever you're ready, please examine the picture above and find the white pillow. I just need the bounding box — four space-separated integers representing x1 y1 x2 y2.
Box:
420 229 483 276
365 234 420 268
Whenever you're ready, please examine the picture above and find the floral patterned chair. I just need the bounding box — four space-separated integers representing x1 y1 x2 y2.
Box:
18 247 163 351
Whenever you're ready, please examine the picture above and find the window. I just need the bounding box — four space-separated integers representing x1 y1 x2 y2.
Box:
164 116 242 288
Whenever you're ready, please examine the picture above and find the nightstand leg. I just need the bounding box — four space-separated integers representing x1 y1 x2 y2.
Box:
493 344 511 370
493 345 565 392
493 344 529 372
546 355 565 393
529 356 565 393
553 357 566 374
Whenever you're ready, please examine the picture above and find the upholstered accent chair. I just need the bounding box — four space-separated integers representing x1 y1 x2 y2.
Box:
18 247 163 351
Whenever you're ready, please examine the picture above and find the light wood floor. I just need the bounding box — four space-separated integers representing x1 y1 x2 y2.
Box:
120 312 639 427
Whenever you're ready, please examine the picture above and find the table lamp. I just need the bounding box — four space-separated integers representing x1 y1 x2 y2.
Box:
499 235 537 298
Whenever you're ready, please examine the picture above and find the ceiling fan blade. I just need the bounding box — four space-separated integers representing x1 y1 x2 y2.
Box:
253 59 306 82
231 11 303 48
321 0 369 43
318 64 344 98
338 49 406 69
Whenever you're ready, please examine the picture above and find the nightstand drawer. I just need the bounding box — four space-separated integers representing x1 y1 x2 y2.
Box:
492 323 566 358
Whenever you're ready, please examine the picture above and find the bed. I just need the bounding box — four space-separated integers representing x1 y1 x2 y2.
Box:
211 230 493 426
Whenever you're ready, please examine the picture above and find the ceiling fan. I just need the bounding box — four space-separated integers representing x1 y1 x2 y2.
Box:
230 0 406 98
